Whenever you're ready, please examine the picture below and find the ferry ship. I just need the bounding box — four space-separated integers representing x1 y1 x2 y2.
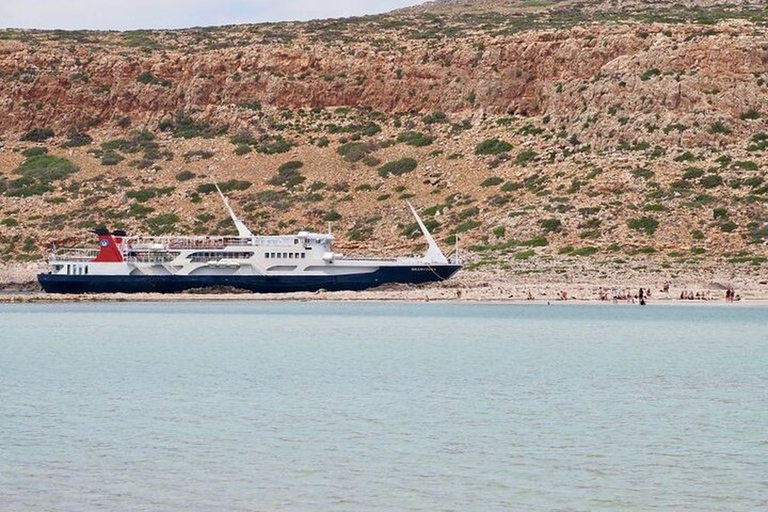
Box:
37 187 462 294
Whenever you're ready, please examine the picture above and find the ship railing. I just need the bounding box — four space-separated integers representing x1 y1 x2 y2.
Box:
127 235 307 250
50 248 99 262
334 256 400 262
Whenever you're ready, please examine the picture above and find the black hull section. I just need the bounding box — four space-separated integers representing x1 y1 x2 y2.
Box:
37 265 462 294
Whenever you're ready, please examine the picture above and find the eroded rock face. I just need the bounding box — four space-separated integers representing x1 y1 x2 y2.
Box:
0 6 766 151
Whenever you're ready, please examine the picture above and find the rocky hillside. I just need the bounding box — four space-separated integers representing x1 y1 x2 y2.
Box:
0 0 767 275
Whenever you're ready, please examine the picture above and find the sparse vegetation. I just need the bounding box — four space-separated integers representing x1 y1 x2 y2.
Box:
21 127 55 142
378 158 417 177
160 111 226 139
1 9 767 270
514 149 537 166
540 218 562 233
396 131 434 147
480 176 504 187
628 216 659 235
475 138 513 156
269 161 306 189
175 171 196 182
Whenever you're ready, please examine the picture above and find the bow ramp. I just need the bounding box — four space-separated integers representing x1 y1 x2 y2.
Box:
407 201 448 264
216 183 254 238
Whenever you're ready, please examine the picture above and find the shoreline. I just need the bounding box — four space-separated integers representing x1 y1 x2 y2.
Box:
2 262 766 304
1 291 764 306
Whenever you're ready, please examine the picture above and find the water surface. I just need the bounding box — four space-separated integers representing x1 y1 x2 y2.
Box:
1 302 766 511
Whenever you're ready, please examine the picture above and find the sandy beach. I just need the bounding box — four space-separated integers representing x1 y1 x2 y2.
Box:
2 260 766 304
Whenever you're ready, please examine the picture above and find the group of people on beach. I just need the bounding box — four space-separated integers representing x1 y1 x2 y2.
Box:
599 287 652 305
678 287 738 302
595 282 740 303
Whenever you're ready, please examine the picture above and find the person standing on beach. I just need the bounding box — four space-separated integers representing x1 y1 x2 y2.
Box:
639 287 646 306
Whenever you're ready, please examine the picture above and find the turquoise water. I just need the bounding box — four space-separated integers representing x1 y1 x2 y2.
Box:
1 302 766 511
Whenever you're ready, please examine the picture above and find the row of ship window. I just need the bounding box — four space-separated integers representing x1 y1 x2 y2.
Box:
185 251 308 262
188 251 253 262
265 252 306 259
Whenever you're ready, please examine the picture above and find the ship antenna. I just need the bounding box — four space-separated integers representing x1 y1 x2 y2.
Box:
407 201 448 264
215 183 253 238
455 234 460 264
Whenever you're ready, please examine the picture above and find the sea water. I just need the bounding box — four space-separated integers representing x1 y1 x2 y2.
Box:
0 302 765 511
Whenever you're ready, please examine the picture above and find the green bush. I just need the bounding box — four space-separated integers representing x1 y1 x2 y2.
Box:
323 210 342 222
16 154 78 181
423 111 448 125
21 127 54 142
337 141 374 163
514 250 536 260
22 147 48 157
627 216 659 235
740 108 760 120
520 236 548 247
234 144 252 155
632 167 654 180
160 111 225 139
475 138 513 156
101 150 124 166
278 161 303 173
571 246 599 256
748 223 768 243
269 161 305 189
257 135 293 154
61 132 93 148
682 167 704 179
183 150 214 161
674 151 699 162
137 71 171 87
747 132 768 152
700 174 723 189
378 158 418 177
514 149 537 166
540 218 562 233
175 170 196 181
218 180 252 192
501 181 523 192
458 206 479 220
639 68 661 81
480 176 504 187
146 213 179 234
396 131 434 147
230 130 257 146
709 121 732 135
127 186 175 203
733 160 759 171
455 219 482 233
